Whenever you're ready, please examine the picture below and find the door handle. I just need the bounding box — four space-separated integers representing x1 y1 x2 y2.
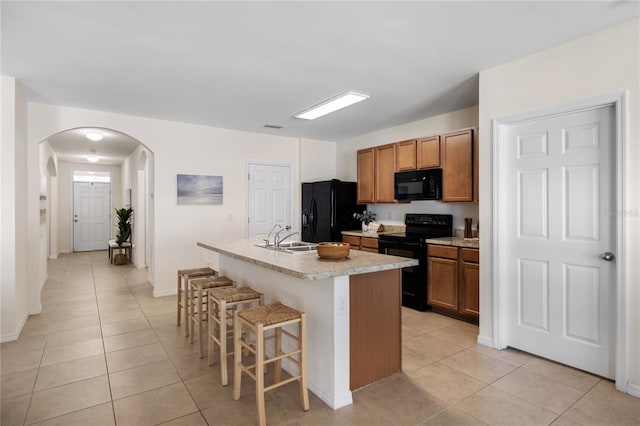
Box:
74 220 78 222
600 252 615 262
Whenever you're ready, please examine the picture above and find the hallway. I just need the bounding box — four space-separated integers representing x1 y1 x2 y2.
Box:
1 252 638 425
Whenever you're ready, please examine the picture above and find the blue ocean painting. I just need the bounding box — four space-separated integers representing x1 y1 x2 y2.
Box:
177 174 223 205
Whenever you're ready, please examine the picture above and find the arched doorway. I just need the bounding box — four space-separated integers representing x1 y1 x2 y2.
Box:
38 127 154 276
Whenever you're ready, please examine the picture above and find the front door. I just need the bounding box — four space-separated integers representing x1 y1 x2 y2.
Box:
504 105 615 378
247 163 291 239
73 182 111 251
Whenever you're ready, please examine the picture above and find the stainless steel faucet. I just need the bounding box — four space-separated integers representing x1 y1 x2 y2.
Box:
275 230 299 248
264 224 282 247
274 226 293 248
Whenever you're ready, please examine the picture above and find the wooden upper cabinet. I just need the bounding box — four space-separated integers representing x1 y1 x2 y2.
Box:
473 128 479 203
374 143 396 203
417 136 441 169
357 148 375 204
395 139 417 171
442 129 474 202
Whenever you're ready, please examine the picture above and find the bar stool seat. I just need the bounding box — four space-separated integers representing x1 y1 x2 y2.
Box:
207 286 264 385
177 267 217 336
189 276 235 357
233 302 309 426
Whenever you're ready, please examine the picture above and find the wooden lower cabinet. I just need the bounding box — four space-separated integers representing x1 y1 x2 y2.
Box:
427 245 479 323
342 234 361 250
342 235 379 253
360 237 379 253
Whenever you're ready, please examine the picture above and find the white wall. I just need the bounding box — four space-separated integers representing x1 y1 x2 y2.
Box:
121 145 154 270
336 105 479 229
56 161 122 254
1 76 30 341
479 19 640 391
38 140 58 289
26 103 325 300
300 138 337 182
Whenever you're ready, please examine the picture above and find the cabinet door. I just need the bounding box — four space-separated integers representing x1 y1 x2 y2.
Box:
374 144 396 203
342 235 361 250
442 129 473 202
361 237 379 253
473 128 479 203
460 261 479 319
417 136 440 169
357 148 375 204
427 257 458 311
395 139 417 171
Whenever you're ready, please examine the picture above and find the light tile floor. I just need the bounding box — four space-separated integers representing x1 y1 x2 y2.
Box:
1 251 639 425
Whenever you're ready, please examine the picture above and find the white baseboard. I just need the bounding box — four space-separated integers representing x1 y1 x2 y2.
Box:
0 311 29 343
477 335 494 348
29 305 43 315
627 382 640 398
153 288 176 298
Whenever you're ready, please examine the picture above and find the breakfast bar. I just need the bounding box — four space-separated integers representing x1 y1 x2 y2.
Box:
197 239 417 409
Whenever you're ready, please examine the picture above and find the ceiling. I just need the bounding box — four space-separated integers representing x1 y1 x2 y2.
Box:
46 128 141 164
2 1 639 149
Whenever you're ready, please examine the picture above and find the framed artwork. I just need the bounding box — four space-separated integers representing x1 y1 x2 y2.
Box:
177 174 223 205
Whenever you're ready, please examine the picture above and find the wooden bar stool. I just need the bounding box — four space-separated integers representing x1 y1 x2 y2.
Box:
233 302 309 426
207 286 264 385
177 267 217 336
189 276 235 357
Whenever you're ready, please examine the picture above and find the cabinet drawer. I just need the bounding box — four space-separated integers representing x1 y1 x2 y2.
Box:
427 245 458 260
460 248 479 263
342 235 361 249
361 237 379 250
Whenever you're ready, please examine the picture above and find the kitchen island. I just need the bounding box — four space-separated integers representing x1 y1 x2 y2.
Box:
197 239 417 409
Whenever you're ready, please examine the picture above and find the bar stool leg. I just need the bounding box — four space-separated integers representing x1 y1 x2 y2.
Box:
299 313 310 411
219 299 230 385
274 327 282 383
256 322 266 426
177 274 182 326
233 311 242 401
208 294 215 366
198 286 205 357
189 284 196 343
184 277 191 337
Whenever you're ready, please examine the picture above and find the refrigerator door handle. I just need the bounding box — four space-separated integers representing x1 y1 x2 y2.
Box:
310 197 318 238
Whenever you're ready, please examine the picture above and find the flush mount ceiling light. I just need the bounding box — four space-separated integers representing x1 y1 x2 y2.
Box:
87 149 99 163
294 91 370 120
86 131 104 141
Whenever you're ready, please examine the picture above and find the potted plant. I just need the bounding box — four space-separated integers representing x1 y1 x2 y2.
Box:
114 207 133 265
353 210 376 232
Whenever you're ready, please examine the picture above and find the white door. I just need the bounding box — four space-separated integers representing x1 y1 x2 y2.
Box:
247 163 291 238
74 182 111 251
505 105 615 378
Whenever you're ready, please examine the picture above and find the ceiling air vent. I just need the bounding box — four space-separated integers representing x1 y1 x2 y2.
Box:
263 123 284 129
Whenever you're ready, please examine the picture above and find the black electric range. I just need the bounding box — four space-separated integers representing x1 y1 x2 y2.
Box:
378 214 452 311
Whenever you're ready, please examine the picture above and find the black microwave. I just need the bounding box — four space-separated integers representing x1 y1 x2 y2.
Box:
394 169 442 201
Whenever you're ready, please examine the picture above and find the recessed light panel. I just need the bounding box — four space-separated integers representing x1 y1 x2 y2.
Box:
294 91 370 120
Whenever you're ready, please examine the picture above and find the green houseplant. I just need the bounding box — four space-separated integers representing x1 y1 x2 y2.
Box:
353 210 376 232
114 207 133 264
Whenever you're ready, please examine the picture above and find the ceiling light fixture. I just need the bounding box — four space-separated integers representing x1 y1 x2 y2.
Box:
294 91 370 120
86 131 104 141
87 149 99 163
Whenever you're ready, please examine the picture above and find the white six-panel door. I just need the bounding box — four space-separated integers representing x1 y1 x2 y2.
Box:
504 106 615 379
247 163 291 239
73 182 111 251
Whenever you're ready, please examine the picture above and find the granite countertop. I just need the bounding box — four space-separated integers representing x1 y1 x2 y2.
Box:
197 239 418 280
425 237 480 249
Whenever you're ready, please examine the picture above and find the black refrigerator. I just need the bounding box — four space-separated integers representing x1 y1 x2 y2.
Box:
301 180 364 243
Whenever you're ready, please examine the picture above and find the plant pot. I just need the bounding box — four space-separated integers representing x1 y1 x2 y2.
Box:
113 253 128 265
362 222 369 232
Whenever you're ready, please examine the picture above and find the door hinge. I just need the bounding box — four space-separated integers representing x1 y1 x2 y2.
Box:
248 173 250 181
248 217 250 224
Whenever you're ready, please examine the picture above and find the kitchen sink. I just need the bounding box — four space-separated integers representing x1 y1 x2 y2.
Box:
255 241 317 253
